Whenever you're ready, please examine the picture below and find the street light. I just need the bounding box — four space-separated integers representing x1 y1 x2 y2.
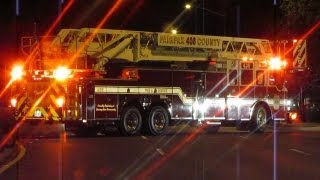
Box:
185 4 192 10
185 2 226 35
171 29 178 34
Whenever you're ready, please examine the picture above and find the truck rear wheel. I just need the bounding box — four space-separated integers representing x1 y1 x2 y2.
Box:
145 106 169 136
119 106 142 136
250 104 269 133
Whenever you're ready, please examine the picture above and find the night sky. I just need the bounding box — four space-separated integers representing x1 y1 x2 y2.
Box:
0 0 279 88
0 0 316 65
1 0 275 39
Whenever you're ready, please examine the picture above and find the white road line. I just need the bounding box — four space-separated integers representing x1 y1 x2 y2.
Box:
141 136 148 140
156 148 165 156
240 136 249 139
290 148 311 156
0 141 26 174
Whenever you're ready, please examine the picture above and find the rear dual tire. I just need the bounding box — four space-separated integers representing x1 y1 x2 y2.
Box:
119 106 142 136
144 106 169 136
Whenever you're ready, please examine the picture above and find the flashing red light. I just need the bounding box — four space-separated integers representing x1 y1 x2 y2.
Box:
121 68 139 79
209 59 217 65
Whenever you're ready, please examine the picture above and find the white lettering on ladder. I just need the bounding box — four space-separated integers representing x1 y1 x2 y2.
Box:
158 33 221 49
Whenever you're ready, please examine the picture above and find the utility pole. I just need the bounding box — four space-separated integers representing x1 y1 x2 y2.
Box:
15 0 20 54
236 5 240 37
201 0 205 34
273 0 277 41
58 0 64 30
195 0 198 34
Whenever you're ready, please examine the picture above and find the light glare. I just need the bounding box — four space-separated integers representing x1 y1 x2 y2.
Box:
11 65 24 80
56 97 64 108
53 66 71 81
269 57 282 70
10 98 17 107
171 29 178 34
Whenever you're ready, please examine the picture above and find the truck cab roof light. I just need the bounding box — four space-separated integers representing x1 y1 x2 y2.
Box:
11 65 24 81
53 66 72 81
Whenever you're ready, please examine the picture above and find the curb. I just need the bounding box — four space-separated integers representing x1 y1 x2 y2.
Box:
297 126 320 131
0 142 26 174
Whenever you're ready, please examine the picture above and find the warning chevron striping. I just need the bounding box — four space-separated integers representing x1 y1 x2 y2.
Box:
293 40 307 68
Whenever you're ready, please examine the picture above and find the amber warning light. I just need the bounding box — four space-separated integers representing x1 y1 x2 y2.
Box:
53 66 72 81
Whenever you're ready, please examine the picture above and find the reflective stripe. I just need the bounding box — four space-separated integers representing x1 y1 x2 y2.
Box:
14 81 66 121
49 105 60 121
17 96 26 110
95 86 194 105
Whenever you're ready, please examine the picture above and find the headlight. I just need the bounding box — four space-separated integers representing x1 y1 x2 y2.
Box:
53 66 71 81
286 100 292 106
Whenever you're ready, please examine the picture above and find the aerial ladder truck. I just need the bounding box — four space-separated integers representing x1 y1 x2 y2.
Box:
10 28 296 135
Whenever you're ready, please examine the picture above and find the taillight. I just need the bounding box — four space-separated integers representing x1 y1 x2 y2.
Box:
53 66 71 81
56 97 64 108
288 112 299 123
289 112 298 121
10 98 17 107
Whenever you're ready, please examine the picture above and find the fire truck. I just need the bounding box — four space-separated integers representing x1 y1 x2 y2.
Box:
9 28 297 135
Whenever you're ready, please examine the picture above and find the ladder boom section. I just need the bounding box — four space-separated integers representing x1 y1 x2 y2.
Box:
93 34 135 71
66 28 273 64
20 28 274 70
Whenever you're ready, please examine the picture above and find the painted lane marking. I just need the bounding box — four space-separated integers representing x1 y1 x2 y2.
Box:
156 148 165 156
290 148 311 156
0 141 26 174
240 136 249 139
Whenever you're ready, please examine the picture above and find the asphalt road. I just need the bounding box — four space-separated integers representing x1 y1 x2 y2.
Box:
1 125 320 180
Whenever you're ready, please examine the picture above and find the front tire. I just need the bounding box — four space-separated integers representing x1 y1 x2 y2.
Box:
119 106 142 136
250 105 269 133
145 106 169 136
